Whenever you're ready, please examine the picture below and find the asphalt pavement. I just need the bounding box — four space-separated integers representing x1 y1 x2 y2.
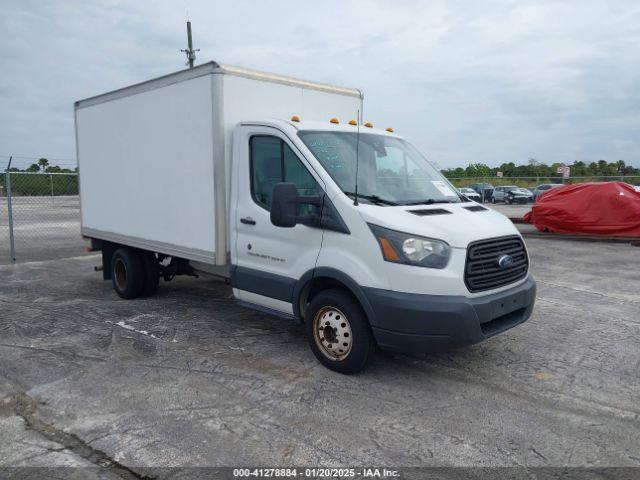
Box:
1 236 638 477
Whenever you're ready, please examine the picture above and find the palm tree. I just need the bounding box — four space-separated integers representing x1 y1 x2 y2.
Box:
37 158 49 172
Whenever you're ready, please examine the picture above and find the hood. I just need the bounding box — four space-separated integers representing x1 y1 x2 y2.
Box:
357 203 519 248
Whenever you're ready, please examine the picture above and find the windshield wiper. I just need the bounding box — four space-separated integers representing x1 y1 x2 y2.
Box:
343 192 398 206
402 198 457 206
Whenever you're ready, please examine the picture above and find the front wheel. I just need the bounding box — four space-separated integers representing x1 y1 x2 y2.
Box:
305 289 375 374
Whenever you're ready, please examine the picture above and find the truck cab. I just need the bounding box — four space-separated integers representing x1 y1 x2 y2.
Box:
229 119 535 373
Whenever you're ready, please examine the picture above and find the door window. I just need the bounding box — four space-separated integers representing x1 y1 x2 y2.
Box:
250 136 319 211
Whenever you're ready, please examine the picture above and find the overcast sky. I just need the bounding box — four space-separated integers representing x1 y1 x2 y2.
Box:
1 0 639 169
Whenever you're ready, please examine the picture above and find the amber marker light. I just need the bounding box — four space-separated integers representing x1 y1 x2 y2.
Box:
364 122 373 128
329 117 340 124
379 237 401 262
290 115 301 122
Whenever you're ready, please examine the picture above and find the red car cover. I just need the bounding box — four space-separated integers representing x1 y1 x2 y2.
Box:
523 182 640 237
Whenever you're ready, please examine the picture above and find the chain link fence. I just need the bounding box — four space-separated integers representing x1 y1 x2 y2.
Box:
2 169 640 264
446 175 640 189
1 171 86 264
446 175 640 202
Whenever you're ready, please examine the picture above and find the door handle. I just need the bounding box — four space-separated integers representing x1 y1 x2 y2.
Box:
240 217 256 226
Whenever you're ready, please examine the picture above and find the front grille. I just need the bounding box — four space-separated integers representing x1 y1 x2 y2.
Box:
465 236 528 292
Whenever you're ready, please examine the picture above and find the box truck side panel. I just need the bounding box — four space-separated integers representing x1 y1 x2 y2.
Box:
77 75 216 262
221 74 362 141
299 87 364 123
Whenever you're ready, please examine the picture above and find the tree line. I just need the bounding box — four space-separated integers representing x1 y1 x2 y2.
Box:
441 159 638 179
5 157 639 181
2 158 78 196
6 158 77 173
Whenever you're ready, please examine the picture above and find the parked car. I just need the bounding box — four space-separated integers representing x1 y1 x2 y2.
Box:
520 188 535 203
458 187 481 202
492 186 531 204
525 182 640 235
468 183 494 202
533 183 563 201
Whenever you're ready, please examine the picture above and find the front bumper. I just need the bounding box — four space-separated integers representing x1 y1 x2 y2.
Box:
364 276 536 353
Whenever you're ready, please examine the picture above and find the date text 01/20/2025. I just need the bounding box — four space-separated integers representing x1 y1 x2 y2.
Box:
232 467 400 478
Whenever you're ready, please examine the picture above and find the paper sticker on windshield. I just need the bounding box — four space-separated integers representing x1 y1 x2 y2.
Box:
431 180 457 197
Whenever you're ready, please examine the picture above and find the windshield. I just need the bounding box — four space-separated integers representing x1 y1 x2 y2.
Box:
298 131 461 205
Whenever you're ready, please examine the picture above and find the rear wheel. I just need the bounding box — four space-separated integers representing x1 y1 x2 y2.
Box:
305 289 374 374
111 248 144 299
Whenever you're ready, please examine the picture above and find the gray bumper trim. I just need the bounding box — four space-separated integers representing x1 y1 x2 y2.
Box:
364 276 536 353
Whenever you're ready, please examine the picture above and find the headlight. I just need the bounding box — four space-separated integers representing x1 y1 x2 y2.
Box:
368 224 451 269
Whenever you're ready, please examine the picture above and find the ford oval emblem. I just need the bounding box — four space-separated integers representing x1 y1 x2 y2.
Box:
497 254 514 268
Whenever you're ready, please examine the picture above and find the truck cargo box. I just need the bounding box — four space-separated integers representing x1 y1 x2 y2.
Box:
75 61 363 265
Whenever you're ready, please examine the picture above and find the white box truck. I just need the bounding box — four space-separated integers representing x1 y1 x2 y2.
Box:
75 61 536 373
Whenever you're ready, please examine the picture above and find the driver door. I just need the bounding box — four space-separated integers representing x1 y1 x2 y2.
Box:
231 125 325 315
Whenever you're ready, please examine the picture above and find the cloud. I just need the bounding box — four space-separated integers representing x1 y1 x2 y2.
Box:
1 0 639 169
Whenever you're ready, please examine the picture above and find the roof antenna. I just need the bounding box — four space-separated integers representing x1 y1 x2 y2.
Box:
181 20 199 68
353 109 360 206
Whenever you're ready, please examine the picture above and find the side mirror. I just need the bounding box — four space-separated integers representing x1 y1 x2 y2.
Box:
271 182 299 228
271 182 323 228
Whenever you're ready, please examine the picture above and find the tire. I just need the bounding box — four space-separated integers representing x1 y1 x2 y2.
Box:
305 289 375 374
506 197 513 204
140 251 160 297
111 248 144 299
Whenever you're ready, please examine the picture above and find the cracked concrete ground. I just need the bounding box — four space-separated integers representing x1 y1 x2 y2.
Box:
0 237 639 478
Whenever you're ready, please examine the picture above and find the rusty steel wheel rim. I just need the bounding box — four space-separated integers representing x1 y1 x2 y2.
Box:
114 258 127 291
313 306 353 361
